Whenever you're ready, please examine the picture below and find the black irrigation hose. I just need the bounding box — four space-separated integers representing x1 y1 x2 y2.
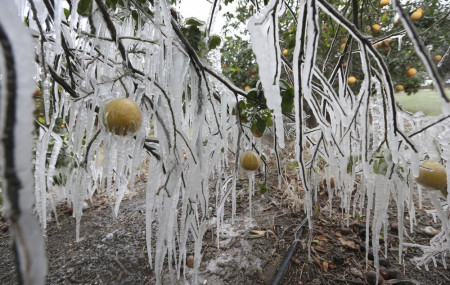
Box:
272 194 315 285
271 224 305 285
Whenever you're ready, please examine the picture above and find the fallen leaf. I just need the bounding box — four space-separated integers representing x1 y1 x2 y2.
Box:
423 226 439 237
334 232 343 238
314 246 327 253
350 267 364 278
323 261 329 272
313 257 321 268
316 234 328 241
338 238 358 250
250 230 266 236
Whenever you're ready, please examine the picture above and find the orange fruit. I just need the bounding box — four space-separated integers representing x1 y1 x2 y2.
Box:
372 24 381 34
240 150 259 171
384 38 393 45
416 161 447 196
187 255 194 268
348 76 357 84
406 68 417 77
411 10 423 21
33 88 41 97
395 85 404 92
380 0 389 6
283 49 289 56
102 98 142 136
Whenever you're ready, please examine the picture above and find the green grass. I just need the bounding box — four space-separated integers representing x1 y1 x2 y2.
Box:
395 89 445 116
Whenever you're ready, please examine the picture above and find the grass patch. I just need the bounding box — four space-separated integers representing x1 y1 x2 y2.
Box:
395 89 444 116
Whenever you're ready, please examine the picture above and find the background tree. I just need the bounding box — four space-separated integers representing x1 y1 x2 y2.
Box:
221 0 449 94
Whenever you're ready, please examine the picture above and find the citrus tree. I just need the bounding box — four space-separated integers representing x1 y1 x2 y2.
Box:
0 0 449 284
221 0 449 94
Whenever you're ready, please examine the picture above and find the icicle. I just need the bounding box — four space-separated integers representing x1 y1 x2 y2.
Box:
247 0 285 148
247 171 255 219
53 0 63 54
0 2 47 282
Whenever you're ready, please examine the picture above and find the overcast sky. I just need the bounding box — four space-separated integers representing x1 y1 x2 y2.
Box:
177 0 238 35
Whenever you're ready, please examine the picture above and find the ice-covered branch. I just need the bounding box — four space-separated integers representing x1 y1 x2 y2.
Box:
0 3 47 283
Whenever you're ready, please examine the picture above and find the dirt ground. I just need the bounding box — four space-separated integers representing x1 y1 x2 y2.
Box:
1 148 450 284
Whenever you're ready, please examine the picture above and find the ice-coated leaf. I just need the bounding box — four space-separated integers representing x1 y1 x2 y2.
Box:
77 0 93 17
185 17 206 28
208 34 221 50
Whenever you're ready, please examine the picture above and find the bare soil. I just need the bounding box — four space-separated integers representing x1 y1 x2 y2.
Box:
1 144 450 284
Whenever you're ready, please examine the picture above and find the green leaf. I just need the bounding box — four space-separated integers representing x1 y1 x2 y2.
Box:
373 157 387 175
63 8 70 20
185 17 205 28
258 183 267 195
279 80 290 90
208 35 221 50
38 117 45 124
251 117 266 137
77 0 93 17
238 100 246 110
132 10 138 22
182 25 202 52
287 36 296 49
281 87 294 113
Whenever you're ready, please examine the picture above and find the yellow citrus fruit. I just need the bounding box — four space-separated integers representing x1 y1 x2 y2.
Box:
434 55 442 62
348 76 357 84
33 88 41 97
245 86 252 92
186 255 194 268
283 49 289 56
384 38 393 45
411 10 423 21
416 161 447 196
380 0 389 6
406 68 417 77
372 24 381 34
395 85 404 92
240 150 259 171
102 98 142 136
